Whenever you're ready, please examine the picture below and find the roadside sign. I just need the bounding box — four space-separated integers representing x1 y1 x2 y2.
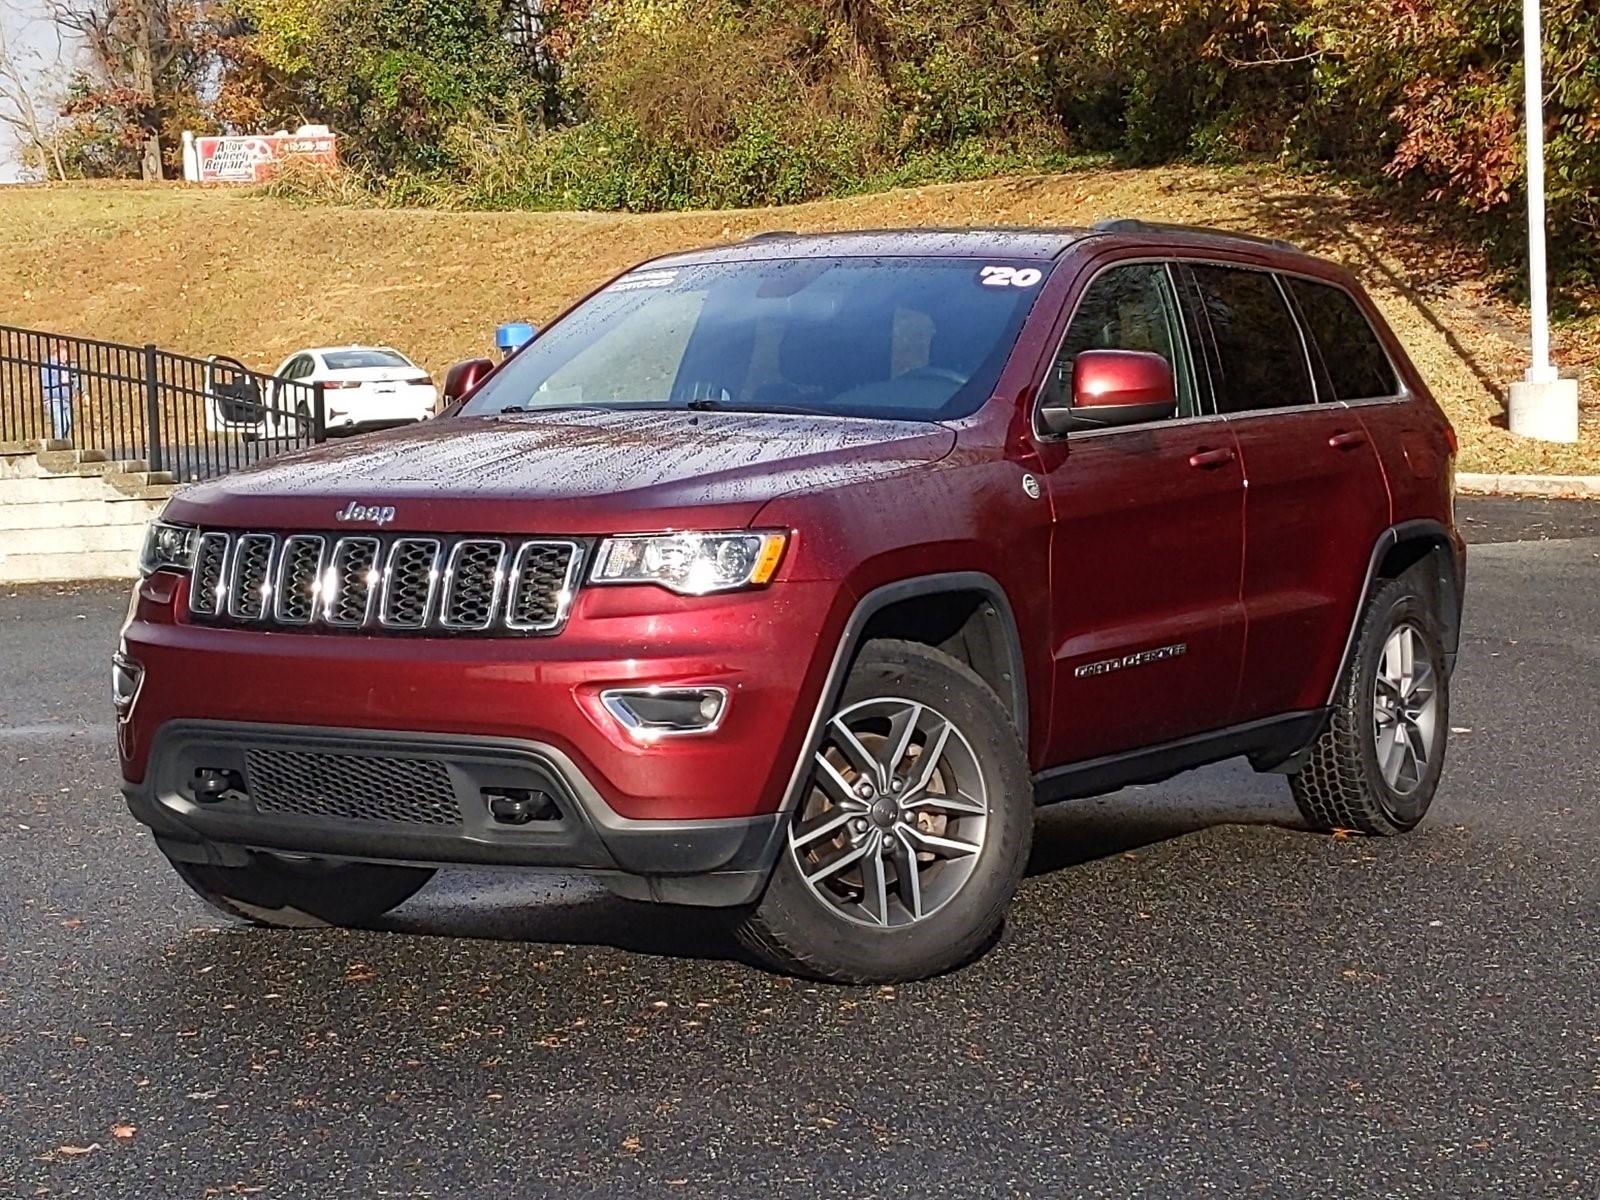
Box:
194 132 338 184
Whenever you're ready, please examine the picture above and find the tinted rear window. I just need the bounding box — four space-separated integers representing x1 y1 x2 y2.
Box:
1286 278 1399 400
323 350 410 370
1188 265 1313 413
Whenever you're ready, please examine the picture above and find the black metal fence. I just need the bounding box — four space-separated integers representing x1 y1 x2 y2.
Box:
0 323 326 483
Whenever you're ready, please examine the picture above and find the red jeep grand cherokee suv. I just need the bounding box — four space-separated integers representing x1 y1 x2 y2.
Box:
116 222 1465 982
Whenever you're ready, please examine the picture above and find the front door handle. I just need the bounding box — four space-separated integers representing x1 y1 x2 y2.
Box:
1188 447 1237 470
1328 430 1368 450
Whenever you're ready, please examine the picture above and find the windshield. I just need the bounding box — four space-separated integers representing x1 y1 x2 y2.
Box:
460 256 1048 422
324 349 411 370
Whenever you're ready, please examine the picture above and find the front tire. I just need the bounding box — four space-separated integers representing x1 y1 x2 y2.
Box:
168 852 435 928
737 640 1033 983
1290 575 1450 836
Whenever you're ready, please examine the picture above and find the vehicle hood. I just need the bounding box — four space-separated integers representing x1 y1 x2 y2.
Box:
166 410 957 534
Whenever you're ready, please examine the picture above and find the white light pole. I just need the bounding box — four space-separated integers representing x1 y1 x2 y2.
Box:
1508 0 1580 442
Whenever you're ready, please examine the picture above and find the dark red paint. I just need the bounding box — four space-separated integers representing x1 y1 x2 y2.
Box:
119 227 1462 828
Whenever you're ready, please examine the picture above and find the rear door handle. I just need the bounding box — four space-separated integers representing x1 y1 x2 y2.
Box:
1328 430 1368 450
1188 447 1237 469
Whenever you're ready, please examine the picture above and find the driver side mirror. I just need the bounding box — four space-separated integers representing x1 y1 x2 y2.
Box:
1039 349 1177 436
442 357 496 406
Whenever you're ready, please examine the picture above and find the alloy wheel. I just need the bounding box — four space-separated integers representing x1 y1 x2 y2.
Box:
789 697 988 929
1372 622 1439 797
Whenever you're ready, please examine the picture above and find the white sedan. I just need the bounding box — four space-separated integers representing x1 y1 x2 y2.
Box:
260 346 438 437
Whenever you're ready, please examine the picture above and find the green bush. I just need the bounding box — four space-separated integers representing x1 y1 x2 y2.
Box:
225 0 1600 280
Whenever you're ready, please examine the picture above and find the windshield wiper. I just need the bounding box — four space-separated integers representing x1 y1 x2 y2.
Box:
496 404 611 416
682 397 835 418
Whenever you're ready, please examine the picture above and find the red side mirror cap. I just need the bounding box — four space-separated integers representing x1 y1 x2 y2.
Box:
1040 349 1177 435
442 358 495 406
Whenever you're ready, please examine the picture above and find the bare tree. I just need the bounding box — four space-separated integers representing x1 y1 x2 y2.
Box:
0 4 67 179
49 0 182 179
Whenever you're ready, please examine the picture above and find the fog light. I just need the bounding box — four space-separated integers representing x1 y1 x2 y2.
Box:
601 686 728 740
112 652 143 717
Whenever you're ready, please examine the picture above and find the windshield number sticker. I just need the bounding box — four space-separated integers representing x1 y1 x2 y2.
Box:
979 265 1042 288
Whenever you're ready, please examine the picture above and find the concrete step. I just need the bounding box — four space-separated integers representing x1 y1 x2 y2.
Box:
0 475 126 503
0 547 140 584
0 521 151 557
0 495 163 532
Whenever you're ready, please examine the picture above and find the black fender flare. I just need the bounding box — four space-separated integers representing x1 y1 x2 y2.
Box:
776 571 1029 815
1329 518 1465 705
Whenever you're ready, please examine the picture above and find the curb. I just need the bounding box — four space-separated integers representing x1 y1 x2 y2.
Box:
1457 473 1600 499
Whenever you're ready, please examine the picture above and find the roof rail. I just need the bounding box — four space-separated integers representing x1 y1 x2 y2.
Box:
1091 218 1301 254
743 230 798 241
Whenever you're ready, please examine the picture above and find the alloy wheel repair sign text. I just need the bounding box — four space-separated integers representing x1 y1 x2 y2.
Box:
195 133 339 183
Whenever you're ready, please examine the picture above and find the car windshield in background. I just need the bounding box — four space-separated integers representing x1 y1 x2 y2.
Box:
460 257 1049 423
323 350 411 370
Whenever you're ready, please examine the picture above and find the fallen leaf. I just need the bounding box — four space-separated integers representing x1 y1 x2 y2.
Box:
111 1123 137 1140
58 1143 101 1157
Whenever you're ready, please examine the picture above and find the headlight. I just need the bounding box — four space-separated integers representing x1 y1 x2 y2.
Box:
139 520 197 576
590 531 787 596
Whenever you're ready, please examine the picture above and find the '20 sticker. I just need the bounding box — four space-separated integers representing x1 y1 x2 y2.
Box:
979 266 1043 288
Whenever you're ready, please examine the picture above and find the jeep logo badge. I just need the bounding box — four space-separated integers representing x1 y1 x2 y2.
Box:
335 501 397 526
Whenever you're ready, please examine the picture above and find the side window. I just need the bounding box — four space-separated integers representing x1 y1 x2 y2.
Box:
1285 278 1399 400
1188 265 1314 413
1051 263 1198 419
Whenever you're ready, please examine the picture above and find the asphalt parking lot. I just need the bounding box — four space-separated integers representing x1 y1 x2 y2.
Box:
2 496 1597 1198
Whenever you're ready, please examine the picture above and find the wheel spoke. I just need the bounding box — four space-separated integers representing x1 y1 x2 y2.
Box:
900 825 981 860
860 848 891 926
895 846 924 921
904 719 952 794
791 808 855 852
803 840 872 887
882 702 923 781
1404 660 1434 703
1376 723 1404 785
829 719 882 787
812 752 865 810
1404 720 1430 773
905 788 987 816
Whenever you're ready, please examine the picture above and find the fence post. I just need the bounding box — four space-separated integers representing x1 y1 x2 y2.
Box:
313 380 327 443
143 343 164 473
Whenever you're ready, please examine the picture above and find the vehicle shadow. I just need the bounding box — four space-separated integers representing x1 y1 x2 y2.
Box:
1026 761 1305 875
378 871 751 964
364 760 1308 961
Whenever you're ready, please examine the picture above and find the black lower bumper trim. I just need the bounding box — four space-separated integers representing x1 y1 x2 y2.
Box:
124 721 786 906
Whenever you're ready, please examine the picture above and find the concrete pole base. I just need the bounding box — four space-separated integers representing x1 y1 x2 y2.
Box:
1508 377 1581 443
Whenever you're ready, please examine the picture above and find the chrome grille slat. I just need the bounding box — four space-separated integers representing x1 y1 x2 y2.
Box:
227 533 277 621
441 539 508 631
380 538 442 629
274 535 326 624
187 531 581 636
506 539 581 632
324 536 381 627
188 532 230 616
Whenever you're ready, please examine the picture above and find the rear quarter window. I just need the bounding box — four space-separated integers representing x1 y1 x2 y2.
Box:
1285 278 1399 401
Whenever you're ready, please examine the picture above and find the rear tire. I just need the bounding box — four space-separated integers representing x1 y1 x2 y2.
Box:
736 640 1033 983
1290 575 1450 836
168 852 435 929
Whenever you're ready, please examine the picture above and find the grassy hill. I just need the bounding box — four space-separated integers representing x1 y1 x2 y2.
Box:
1 168 1595 475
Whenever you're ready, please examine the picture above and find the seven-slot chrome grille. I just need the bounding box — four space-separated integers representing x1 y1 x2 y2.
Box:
187 530 583 636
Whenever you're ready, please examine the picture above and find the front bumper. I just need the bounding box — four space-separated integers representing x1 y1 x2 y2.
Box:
116 570 849 901
125 721 787 906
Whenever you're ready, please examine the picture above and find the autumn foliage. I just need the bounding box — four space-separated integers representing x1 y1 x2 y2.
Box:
49 0 1600 276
